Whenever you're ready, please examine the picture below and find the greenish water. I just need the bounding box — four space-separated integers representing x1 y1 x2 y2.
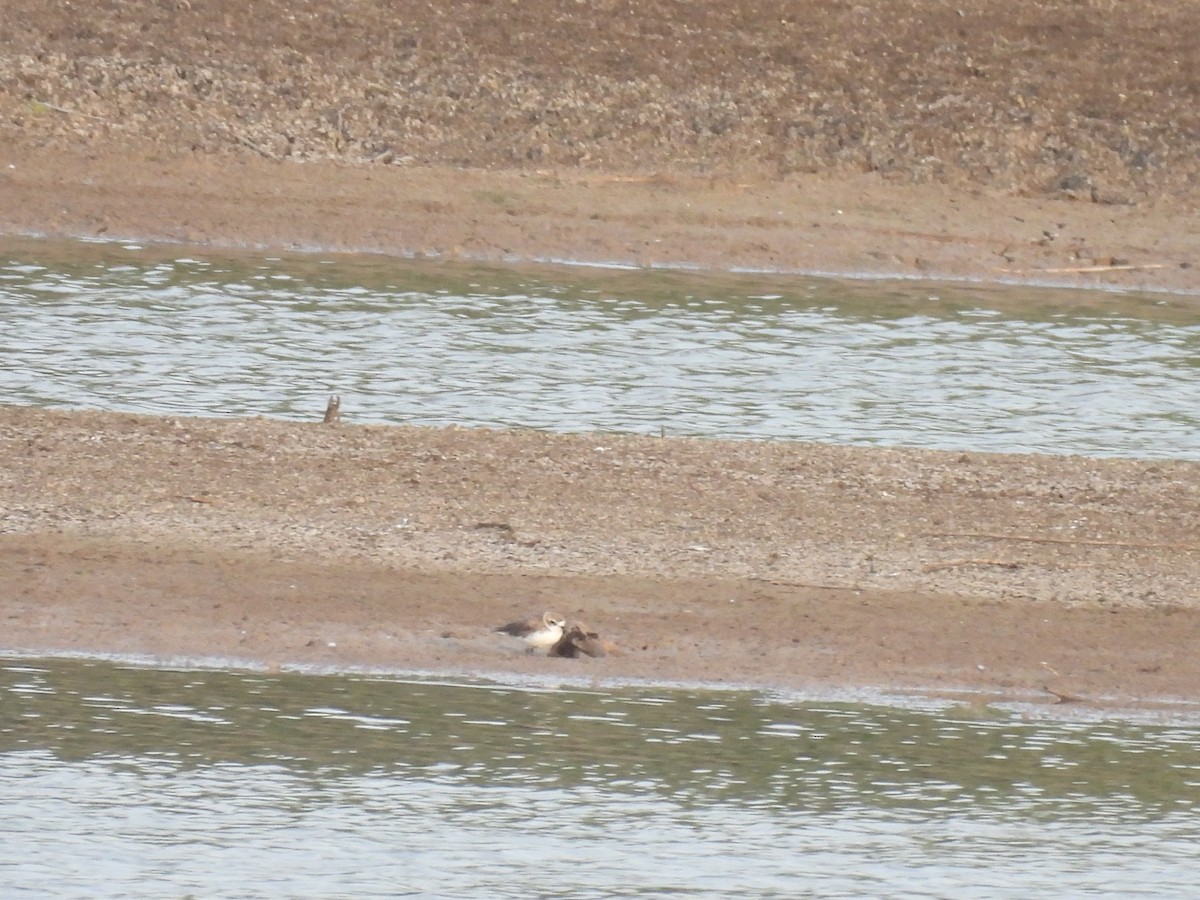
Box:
2 237 1198 458
2 657 1199 897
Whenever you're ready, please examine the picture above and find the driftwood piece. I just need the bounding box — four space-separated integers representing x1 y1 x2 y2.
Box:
234 132 280 160
1039 664 1085 704
322 394 341 424
1042 684 1085 704
921 558 1020 573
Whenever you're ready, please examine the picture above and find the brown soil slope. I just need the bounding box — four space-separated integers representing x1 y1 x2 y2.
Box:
2 1 1198 288
4 0 1199 202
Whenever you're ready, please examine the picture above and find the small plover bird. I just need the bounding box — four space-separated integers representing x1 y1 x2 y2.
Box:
496 611 566 653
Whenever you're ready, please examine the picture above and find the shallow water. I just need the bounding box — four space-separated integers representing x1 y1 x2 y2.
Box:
2 238 1198 459
3 657 1199 897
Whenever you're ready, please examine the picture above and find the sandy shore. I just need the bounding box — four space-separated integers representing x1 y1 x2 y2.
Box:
3 406 1199 711
2 141 1197 296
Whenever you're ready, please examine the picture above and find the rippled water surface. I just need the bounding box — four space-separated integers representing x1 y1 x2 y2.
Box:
2 238 1198 458
3 658 1200 897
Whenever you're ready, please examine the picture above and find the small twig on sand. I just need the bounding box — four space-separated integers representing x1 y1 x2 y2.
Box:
1042 684 1085 704
921 558 1019 573
34 100 110 122
234 133 279 160
996 263 1166 274
1040 664 1084 705
924 531 1199 552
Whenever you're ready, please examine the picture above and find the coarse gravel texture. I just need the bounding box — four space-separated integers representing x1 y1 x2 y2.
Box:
3 0 1199 203
6 406 1198 609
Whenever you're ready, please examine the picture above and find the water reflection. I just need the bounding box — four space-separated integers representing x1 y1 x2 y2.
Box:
4 658 1199 815
2 238 1198 459
3 658 1200 897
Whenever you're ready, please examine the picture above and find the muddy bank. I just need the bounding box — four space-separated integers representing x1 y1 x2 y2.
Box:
1 0 1198 291
2 142 1197 294
3 406 1199 709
